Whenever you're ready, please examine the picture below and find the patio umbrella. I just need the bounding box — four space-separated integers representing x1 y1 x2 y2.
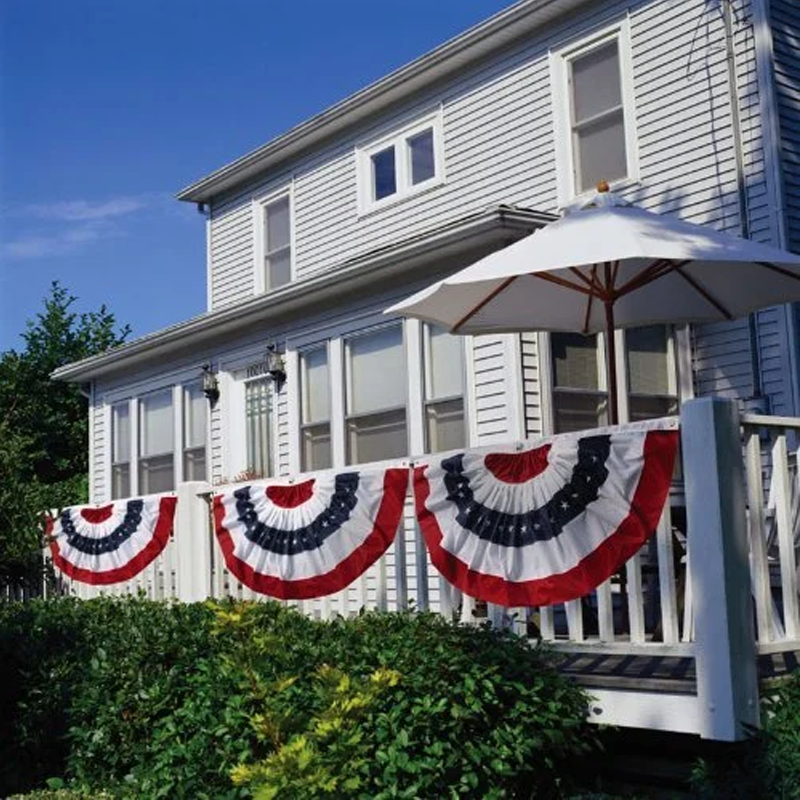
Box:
385 188 800 423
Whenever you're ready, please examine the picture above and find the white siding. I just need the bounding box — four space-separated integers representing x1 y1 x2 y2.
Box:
90 400 106 503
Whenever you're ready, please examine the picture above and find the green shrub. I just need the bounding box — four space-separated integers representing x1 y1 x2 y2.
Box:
1 597 595 798
691 670 800 799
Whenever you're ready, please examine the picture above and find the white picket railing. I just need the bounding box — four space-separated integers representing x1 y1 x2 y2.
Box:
44 400 800 741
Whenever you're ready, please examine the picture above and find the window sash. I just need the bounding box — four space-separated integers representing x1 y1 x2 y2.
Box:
345 407 407 466
425 397 465 454
346 326 406 416
262 194 292 291
301 422 332 472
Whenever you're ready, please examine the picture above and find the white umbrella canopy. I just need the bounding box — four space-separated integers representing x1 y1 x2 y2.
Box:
385 189 800 422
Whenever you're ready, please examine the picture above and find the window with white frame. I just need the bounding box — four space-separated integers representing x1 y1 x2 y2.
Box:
625 326 678 421
423 324 466 453
257 192 292 293
551 22 637 200
345 325 407 464
550 326 678 432
551 332 609 433
183 383 207 481
111 401 131 499
300 346 332 471
138 389 174 494
245 378 274 478
357 113 444 213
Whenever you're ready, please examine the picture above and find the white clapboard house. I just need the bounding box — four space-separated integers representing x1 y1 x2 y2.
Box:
52 0 799 740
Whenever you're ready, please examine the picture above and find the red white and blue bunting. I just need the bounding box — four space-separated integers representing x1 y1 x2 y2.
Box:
213 467 409 599
414 420 679 607
46 496 177 585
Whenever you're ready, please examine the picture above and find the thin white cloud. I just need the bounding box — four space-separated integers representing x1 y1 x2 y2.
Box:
27 196 147 222
0 220 122 259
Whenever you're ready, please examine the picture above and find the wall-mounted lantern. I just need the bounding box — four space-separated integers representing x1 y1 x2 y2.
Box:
201 363 220 405
266 345 286 390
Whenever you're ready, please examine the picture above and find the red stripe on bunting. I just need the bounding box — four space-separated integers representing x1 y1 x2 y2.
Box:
484 445 551 484
213 468 408 599
415 430 678 607
47 496 177 585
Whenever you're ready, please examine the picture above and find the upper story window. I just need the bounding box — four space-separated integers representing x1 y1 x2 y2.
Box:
111 401 131 499
255 190 293 294
423 324 466 453
138 389 175 494
550 325 678 433
357 112 444 214
551 21 638 204
300 346 332 471
345 325 407 464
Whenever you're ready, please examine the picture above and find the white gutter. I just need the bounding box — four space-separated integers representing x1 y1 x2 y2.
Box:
52 206 553 383
176 0 590 204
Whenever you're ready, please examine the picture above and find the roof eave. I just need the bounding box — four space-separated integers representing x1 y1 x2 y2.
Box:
52 206 554 383
176 0 588 204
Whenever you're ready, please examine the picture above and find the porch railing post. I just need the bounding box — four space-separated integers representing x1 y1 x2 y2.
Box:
680 398 760 741
175 481 213 603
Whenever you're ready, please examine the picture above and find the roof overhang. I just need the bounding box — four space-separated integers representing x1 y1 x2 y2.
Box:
176 0 591 204
52 205 554 383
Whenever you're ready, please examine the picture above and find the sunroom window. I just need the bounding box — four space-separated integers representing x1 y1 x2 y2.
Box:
138 389 174 494
111 401 131 499
423 324 466 453
183 383 207 482
345 326 407 464
551 332 609 433
300 346 332 471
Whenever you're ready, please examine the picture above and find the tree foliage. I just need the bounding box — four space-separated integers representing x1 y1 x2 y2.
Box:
0 283 129 591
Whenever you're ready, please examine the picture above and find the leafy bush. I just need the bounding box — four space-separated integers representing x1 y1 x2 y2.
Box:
691 671 800 799
1 597 595 798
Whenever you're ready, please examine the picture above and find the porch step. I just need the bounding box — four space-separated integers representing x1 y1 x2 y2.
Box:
557 652 696 694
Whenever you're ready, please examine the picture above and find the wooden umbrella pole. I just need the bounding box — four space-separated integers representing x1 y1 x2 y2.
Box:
604 300 619 425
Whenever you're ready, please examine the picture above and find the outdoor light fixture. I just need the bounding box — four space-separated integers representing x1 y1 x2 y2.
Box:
266 345 286 389
201 363 220 405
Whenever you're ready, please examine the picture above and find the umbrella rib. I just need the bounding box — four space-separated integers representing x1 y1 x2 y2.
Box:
452 276 518 332
757 261 800 282
615 259 689 298
673 264 734 319
530 272 597 297
582 265 599 333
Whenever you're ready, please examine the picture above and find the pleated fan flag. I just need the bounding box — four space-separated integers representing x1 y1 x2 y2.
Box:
46 495 177 585
213 466 409 599
414 419 679 607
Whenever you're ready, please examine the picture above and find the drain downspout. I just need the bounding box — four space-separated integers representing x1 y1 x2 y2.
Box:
722 0 766 406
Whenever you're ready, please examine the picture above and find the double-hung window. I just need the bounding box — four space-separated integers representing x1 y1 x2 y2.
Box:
551 332 609 433
423 325 466 452
625 326 678 420
257 192 292 293
111 401 131 499
300 346 332 471
345 326 407 464
138 389 174 494
183 383 207 481
550 326 679 432
552 22 637 202
245 378 274 478
358 113 444 213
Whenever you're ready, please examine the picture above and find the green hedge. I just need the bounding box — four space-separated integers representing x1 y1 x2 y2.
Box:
1 597 596 798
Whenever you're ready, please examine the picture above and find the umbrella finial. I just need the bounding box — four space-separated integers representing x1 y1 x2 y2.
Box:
597 179 610 193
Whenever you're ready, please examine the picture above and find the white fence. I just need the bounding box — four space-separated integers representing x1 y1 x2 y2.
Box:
48 399 800 741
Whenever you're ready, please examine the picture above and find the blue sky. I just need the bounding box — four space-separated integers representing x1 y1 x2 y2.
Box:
0 0 517 352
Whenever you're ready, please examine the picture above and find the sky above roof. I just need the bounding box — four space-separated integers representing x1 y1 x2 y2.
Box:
0 0 518 352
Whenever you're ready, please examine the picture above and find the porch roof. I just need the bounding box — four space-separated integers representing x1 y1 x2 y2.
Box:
52 204 553 383
176 0 591 204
